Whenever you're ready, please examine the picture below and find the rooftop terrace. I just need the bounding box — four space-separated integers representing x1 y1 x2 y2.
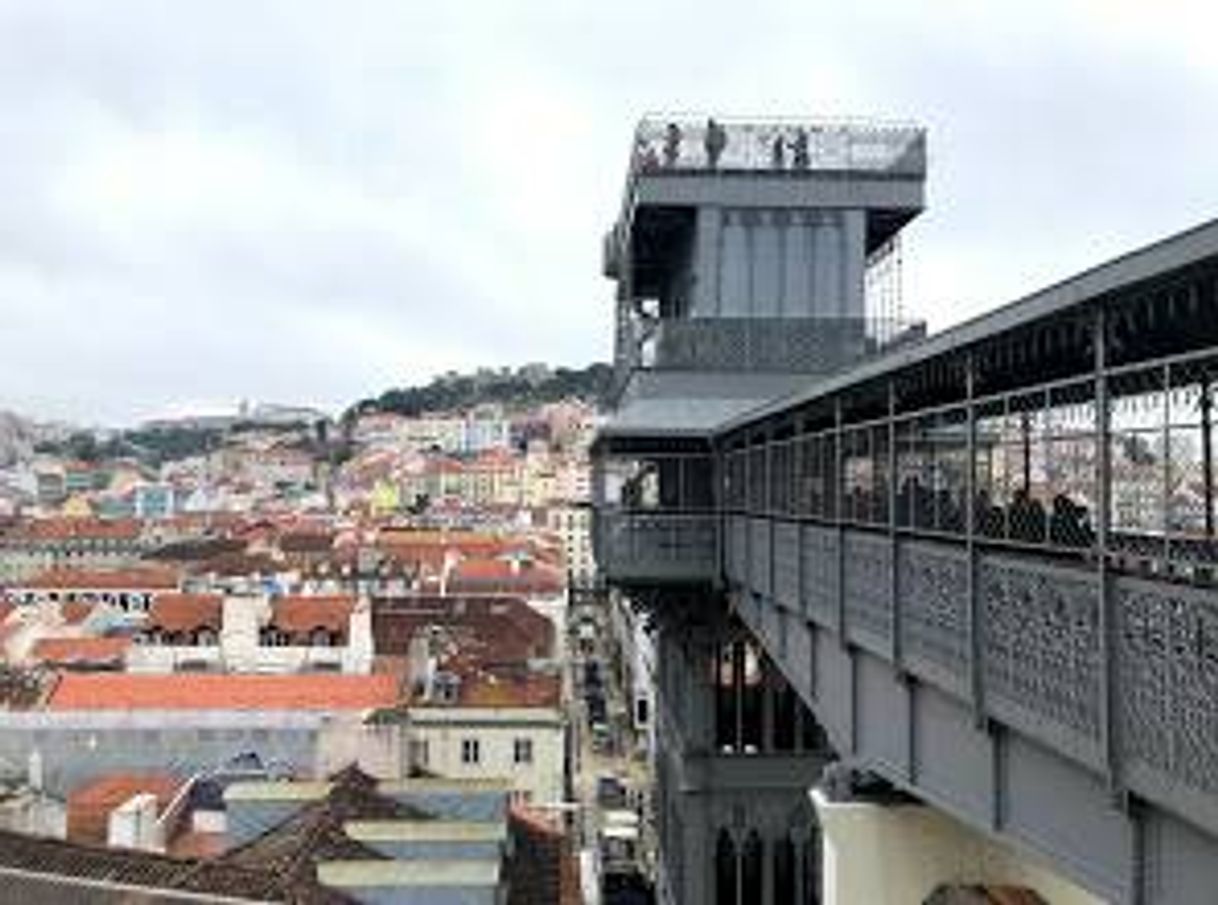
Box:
628 113 926 178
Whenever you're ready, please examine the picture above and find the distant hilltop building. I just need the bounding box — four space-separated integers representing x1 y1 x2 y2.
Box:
142 402 331 433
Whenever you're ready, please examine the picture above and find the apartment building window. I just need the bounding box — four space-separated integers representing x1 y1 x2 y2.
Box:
513 738 533 765
408 739 430 769
461 738 481 764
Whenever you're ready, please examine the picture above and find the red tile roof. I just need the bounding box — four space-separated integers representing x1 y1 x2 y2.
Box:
22 567 179 591
445 671 561 708
372 595 555 663
30 636 131 665
10 518 142 542
448 558 565 594
146 593 223 634
61 601 93 625
270 595 355 636
67 773 182 845
48 673 400 711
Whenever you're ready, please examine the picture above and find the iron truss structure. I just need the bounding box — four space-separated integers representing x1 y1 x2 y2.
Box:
596 215 1218 902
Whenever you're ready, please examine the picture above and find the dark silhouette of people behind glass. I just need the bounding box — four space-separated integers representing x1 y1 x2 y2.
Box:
663 122 682 168
1049 494 1093 548
1010 488 1047 543
635 137 659 173
770 134 785 170
791 127 810 169
704 118 727 169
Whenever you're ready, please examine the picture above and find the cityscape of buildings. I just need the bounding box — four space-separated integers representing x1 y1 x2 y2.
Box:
0 391 622 903
0 2 1214 895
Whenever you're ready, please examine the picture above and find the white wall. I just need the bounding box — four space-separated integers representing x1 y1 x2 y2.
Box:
406 707 565 805
813 790 1103 905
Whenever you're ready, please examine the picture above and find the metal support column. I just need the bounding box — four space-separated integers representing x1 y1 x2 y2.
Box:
966 353 984 724
1096 306 1122 798
766 426 776 606
889 379 901 667
794 414 808 619
834 398 847 646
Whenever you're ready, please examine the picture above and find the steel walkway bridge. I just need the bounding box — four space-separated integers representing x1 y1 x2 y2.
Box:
594 114 1218 904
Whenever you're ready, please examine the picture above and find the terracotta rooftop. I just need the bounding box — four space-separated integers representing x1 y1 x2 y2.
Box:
280 531 335 554
146 593 224 634
20 566 180 591
7 517 142 542
60 601 93 625
30 636 131 666
48 673 401 712
271 595 356 636
0 826 304 902
447 670 561 709
144 536 246 562
447 557 565 594
67 772 182 846
372 595 555 663
186 550 283 576
506 805 578 905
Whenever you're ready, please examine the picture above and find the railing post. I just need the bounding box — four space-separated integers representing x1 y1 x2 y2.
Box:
713 444 725 585
766 426 776 604
745 434 754 593
889 379 901 667
966 353 984 724
835 398 847 645
795 414 808 620
1096 305 1122 799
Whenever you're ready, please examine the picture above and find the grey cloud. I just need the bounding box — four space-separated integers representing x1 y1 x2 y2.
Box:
0 1 1215 423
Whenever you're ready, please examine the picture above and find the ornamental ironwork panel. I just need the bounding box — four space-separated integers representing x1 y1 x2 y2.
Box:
980 554 1100 738
843 531 893 642
774 522 801 609
1118 577 1218 792
596 511 718 582
802 525 839 626
898 540 968 678
751 518 772 597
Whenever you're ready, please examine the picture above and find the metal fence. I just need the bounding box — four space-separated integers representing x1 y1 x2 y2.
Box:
596 510 718 582
647 317 924 373
630 114 926 178
721 349 1218 580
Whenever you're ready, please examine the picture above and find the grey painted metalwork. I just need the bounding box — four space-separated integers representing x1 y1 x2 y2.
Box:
597 510 718 584
800 523 839 629
979 553 1101 742
647 317 922 373
842 532 893 648
596 113 1218 904
898 540 969 685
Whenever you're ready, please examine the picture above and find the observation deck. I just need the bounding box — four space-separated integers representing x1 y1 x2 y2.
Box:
604 114 927 283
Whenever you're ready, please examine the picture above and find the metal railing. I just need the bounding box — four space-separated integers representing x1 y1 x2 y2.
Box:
630 114 926 178
596 510 718 582
642 317 925 373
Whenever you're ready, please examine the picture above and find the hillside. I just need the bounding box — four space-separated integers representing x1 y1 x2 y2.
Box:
349 363 612 420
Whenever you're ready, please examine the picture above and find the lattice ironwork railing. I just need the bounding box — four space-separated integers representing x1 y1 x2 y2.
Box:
898 541 969 681
647 317 925 374
596 510 718 581
1118 576 1218 792
980 554 1101 739
843 532 893 644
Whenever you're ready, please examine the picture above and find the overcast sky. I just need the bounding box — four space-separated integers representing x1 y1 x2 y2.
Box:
2 1 1217 425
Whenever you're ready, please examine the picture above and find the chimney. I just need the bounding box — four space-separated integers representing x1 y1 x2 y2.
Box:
27 749 42 792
